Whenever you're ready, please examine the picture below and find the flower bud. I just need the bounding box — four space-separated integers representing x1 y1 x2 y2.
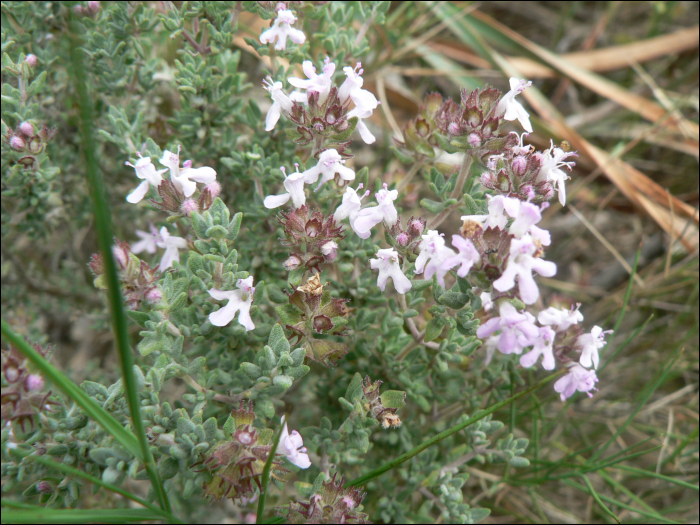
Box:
87 1 100 13
24 54 37 67
512 155 527 177
467 132 481 148
72 5 85 15
36 481 53 494
396 232 409 246
181 198 198 217
4 364 21 383
18 122 34 137
284 254 303 271
447 122 460 135
145 287 163 304
205 181 221 198
407 218 425 238
321 241 338 261
9 135 26 151
112 245 129 270
25 374 44 392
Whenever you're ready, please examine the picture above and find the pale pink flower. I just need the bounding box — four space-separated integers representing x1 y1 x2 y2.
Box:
302 149 355 191
537 305 583 332
576 325 610 370
493 235 557 305
277 416 311 469
536 140 577 206
441 235 480 277
352 184 398 239
156 227 188 270
334 184 370 223
160 147 217 198
259 9 306 51
288 58 336 104
263 79 295 131
208 276 256 330
520 326 556 370
414 230 455 287
125 155 167 203
132 224 161 255
495 77 533 133
264 166 307 209
554 363 598 401
477 301 539 355
370 248 412 294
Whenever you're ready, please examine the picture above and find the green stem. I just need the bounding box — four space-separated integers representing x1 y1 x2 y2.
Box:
257 421 285 523
396 161 424 193
347 371 562 487
68 19 171 514
428 153 473 230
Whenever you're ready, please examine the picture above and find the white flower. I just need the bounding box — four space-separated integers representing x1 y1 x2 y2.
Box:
125 156 167 203
370 248 412 294
495 77 533 133
441 235 480 278
334 184 370 223
156 227 188 270
520 326 556 370
288 58 336 104
352 184 399 239
576 325 610 370
493 235 557 305
537 140 577 206
302 149 355 191
131 224 160 255
276 416 311 469
554 363 598 401
259 9 306 51
414 230 455 287
339 63 378 144
207 276 256 330
481 292 494 312
264 166 307 209
263 79 295 131
538 305 583 332
160 147 217 198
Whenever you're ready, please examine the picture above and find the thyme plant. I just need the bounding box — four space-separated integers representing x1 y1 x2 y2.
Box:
2 2 612 523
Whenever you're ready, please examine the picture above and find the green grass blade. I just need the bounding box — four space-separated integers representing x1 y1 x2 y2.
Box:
25 456 183 523
580 474 620 523
591 329 692 462
257 419 285 523
662 423 699 467
614 465 699 491
1 319 140 459
1 508 166 524
347 371 563 488
67 16 170 514
1 501 43 510
562 479 681 524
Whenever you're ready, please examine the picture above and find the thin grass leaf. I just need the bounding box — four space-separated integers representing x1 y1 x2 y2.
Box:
1 508 167 524
257 419 285 523
1 501 43 510
662 423 699 467
581 474 620 524
1 319 140 459
592 334 690 463
614 464 699 491
67 15 170 514
347 371 562 488
562 479 681 525
24 455 183 523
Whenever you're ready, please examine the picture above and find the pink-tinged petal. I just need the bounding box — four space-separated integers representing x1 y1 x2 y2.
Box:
266 101 282 131
336 164 356 181
264 193 291 209
183 166 216 184
493 266 517 293
127 180 150 203
517 272 540 305
476 317 502 339
530 225 551 246
160 247 180 270
287 28 306 45
392 270 413 294
209 301 239 327
532 258 557 277
290 451 311 469
353 208 383 235
355 118 376 144
172 174 197 197
302 165 322 184
237 305 255 331
208 288 236 301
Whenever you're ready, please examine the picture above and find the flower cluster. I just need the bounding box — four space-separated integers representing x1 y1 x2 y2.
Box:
1 344 54 431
